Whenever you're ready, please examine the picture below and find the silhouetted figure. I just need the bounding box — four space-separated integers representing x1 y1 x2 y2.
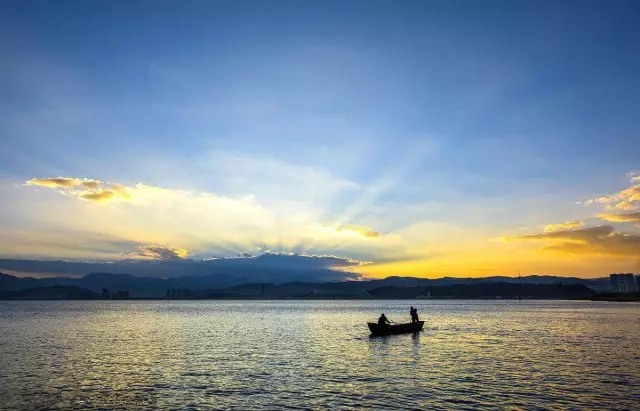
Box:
378 313 391 327
410 306 419 323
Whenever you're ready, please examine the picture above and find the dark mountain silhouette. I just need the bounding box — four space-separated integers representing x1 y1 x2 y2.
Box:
0 285 100 300
0 271 239 297
0 255 613 297
187 281 595 300
1 271 607 298
365 283 594 299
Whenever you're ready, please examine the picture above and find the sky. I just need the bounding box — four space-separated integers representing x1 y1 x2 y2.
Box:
1 0 640 279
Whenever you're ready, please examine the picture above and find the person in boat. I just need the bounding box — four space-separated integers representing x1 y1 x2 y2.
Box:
378 313 392 327
410 306 419 323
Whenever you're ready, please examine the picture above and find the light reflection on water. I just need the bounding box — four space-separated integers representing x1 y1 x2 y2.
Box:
0 300 638 410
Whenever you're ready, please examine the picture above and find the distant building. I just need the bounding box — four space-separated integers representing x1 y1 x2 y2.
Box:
610 273 639 293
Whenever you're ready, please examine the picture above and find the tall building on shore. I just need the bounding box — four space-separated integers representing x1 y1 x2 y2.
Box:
610 273 639 293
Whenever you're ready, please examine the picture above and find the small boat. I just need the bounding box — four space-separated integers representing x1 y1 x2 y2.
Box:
368 321 424 336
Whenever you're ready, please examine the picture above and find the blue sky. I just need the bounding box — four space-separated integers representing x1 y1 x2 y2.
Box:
1 1 639 278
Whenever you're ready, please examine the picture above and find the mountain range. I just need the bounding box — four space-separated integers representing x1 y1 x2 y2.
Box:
0 271 612 298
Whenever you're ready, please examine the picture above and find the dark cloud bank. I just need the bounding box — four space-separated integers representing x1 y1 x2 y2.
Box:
0 252 363 283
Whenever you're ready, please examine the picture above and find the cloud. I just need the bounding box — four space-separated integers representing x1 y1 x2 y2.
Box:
544 221 583 232
0 227 144 261
504 225 613 242
26 176 131 204
614 201 636 210
78 189 118 203
617 185 640 202
27 177 83 188
17 176 403 266
598 212 640 223
335 224 381 238
80 180 101 190
128 245 189 260
585 176 640 210
0 252 365 282
503 225 640 257
316 223 382 238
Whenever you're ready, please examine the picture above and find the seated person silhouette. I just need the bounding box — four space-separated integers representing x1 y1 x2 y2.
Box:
378 313 391 327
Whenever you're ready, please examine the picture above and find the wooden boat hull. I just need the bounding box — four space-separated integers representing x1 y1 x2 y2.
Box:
368 321 424 336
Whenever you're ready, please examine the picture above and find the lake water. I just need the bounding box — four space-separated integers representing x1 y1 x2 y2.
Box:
0 300 638 410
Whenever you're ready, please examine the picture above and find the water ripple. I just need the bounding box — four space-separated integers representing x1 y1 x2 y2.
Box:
0 300 638 410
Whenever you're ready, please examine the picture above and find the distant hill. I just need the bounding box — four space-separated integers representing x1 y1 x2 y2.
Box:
366 283 594 300
188 281 595 300
0 255 614 296
0 271 240 297
0 285 100 300
0 271 606 299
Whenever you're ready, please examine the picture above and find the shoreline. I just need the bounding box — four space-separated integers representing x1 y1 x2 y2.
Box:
1 296 637 302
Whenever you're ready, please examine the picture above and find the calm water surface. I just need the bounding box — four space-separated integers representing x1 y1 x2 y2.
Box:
0 300 638 410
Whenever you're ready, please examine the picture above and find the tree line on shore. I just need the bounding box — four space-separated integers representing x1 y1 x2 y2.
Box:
0 281 599 300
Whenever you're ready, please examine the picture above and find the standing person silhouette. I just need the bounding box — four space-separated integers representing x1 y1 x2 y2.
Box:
410 307 419 323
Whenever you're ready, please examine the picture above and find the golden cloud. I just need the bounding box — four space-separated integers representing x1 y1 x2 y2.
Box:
27 177 82 188
544 221 583 232
78 190 117 203
622 185 640 202
26 176 133 204
585 177 640 210
316 223 382 238
19 176 402 265
503 225 640 257
80 180 101 190
598 212 640 223
504 225 612 243
128 245 189 260
614 201 636 210
336 224 381 238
